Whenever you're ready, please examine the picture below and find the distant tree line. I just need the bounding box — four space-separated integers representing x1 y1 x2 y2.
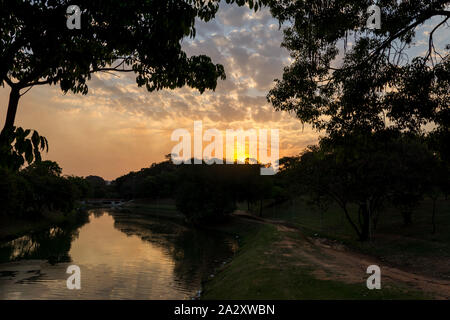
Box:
0 128 113 218
0 160 89 218
112 155 285 224
110 126 449 237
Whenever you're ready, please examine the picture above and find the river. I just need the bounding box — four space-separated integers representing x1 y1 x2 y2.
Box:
0 209 237 299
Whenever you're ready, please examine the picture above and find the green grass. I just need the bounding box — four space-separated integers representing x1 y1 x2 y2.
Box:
202 220 428 299
118 200 185 222
264 197 450 279
123 197 445 299
95 196 448 299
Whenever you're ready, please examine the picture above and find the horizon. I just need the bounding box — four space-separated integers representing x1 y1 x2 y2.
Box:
0 3 318 180
1 0 449 305
2 3 446 180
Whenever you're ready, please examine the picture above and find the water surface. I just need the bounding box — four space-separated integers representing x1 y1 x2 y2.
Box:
0 210 237 299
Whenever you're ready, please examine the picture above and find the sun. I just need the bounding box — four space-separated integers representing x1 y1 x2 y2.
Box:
233 141 252 164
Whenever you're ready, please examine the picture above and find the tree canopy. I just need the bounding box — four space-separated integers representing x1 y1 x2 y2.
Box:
0 0 268 132
267 0 450 135
291 130 443 240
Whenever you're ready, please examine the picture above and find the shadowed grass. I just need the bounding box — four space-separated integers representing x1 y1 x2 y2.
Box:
202 220 428 300
264 197 450 279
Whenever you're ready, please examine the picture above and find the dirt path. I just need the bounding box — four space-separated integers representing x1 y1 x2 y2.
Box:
232 211 450 299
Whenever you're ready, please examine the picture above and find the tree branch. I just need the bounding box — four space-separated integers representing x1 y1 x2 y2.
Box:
3 77 15 87
425 16 449 64
90 67 135 73
432 10 450 17
371 11 436 59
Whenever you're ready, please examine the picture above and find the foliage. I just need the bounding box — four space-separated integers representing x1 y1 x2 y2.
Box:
0 127 48 171
174 162 273 223
0 0 270 131
263 1 450 240
67 176 91 200
267 1 450 135
84 175 108 198
287 130 442 240
0 160 89 218
113 157 278 223
0 166 29 216
114 157 178 200
175 164 238 224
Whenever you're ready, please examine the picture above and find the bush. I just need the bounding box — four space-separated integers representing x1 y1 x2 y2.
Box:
175 164 238 224
0 167 28 216
1 160 89 218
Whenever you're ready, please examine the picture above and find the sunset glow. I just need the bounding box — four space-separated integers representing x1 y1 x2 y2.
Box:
0 3 319 180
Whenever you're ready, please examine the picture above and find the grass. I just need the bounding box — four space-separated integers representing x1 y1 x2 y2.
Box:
263 197 450 279
201 218 428 299
116 198 185 222
77 196 445 299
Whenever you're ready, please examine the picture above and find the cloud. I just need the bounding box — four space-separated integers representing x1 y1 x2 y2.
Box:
0 4 318 180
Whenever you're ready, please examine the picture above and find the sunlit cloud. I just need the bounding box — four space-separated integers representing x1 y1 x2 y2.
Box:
0 3 320 180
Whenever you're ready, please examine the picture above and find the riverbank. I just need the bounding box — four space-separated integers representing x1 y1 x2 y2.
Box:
100 198 450 299
0 209 89 241
114 199 185 222
200 214 438 299
201 198 450 299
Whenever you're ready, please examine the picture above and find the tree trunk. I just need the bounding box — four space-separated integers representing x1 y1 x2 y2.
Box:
259 199 263 217
402 211 413 226
342 205 362 240
373 215 379 231
359 204 370 241
2 87 20 134
431 198 437 234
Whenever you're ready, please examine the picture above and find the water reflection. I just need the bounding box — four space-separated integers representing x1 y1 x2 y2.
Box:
0 210 237 299
0 218 86 264
112 212 238 293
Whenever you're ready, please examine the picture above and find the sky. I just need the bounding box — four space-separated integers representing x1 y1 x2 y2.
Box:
1 3 448 180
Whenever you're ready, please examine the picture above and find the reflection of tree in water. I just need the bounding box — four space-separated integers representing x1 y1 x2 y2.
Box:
0 213 89 264
112 213 237 291
91 209 108 218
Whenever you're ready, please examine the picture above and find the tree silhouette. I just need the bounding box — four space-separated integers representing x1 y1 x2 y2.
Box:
297 130 438 241
0 0 268 133
267 1 450 135
0 127 48 170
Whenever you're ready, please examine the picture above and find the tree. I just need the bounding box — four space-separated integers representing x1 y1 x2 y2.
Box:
23 159 62 176
0 126 48 171
264 1 449 239
388 135 438 226
113 157 178 200
175 163 238 224
66 175 91 200
85 175 107 198
0 166 29 216
298 130 436 241
425 130 450 232
267 0 450 135
0 0 270 133
21 160 76 214
276 156 302 202
425 160 448 234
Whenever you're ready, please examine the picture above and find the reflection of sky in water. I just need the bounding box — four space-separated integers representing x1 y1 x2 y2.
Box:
0 212 234 299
